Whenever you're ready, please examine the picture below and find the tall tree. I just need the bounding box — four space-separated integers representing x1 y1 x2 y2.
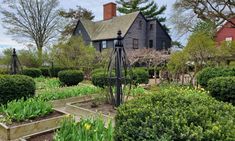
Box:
116 0 168 31
172 0 235 36
0 0 60 65
59 6 95 37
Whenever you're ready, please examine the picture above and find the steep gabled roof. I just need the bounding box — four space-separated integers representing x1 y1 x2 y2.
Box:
76 11 140 41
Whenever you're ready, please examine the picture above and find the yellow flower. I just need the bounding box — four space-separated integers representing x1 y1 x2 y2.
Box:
84 123 91 130
65 114 72 118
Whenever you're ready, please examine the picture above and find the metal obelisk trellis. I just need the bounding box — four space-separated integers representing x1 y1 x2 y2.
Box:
107 30 131 107
10 48 22 74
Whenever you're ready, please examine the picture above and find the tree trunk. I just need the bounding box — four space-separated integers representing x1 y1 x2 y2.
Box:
37 47 43 66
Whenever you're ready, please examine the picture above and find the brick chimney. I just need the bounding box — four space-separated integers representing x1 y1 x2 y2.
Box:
103 2 117 20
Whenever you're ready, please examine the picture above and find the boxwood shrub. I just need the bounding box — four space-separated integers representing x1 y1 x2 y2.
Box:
196 67 235 88
50 67 68 77
40 67 51 77
208 77 235 105
0 75 35 104
58 70 84 86
115 87 235 141
21 68 42 78
132 68 149 85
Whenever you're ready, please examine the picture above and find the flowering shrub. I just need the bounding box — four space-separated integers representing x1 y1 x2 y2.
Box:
115 86 235 141
54 116 113 141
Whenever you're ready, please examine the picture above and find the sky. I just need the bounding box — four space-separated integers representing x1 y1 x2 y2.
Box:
0 0 176 54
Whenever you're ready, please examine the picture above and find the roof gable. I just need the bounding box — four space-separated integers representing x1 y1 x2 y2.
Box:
75 11 140 41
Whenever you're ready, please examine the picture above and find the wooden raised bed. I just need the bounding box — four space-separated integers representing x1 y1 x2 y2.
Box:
50 95 94 108
0 109 66 141
65 100 115 125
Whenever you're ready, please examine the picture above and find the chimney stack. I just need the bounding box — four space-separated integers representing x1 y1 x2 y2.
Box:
103 2 117 20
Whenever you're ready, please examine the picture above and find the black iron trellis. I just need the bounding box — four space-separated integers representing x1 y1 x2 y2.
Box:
107 30 132 107
10 48 22 74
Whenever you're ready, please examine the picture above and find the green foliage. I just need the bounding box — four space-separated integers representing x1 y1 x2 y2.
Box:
58 70 84 86
196 67 235 88
34 77 61 90
115 86 235 141
54 116 113 141
50 66 67 77
208 77 235 105
167 51 188 75
37 84 100 101
21 68 42 78
116 0 168 31
0 75 35 105
0 68 8 74
193 21 216 38
51 37 96 77
40 67 51 77
91 72 110 88
18 49 41 68
1 98 52 123
132 68 149 85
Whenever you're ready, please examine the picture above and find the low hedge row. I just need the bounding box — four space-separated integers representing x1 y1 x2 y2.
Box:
208 77 235 105
91 68 149 88
58 70 84 86
196 67 235 88
115 86 235 140
21 68 42 78
0 75 35 105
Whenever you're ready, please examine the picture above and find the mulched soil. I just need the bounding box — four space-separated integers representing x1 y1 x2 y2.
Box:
74 100 117 117
27 131 54 141
6 110 64 127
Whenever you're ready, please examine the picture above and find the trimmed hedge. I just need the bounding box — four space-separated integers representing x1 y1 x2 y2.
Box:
0 75 35 104
40 67 51 77
50 67 67 77
58 70 84 86
208 77 235 105
115 87 235 141
132 68 149 85
196 67 235 88
21 68 42 78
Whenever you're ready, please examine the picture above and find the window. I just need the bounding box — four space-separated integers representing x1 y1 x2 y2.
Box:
102 41 107 48
150 24 153 30
149 40 153 48
139 20 142 30
133 39 139 49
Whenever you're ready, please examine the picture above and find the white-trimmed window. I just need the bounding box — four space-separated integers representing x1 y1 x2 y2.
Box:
102 41 107 48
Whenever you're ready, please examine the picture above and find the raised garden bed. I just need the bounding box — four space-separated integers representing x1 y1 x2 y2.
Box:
50 95 93 108
65 99 116 125
21 130 55 141
0 109 66 141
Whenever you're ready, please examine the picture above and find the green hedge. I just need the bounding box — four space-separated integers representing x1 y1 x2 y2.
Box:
0 75 35 105
115 87 235 141
58 70 84 86
196 67 235 88
132 68 149 85
208 77 235 105
50 67 67 77
40 67 51 77
21 68 42 78
0 68 8 74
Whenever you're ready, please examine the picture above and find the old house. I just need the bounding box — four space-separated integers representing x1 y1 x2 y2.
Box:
73 2 171 51
216 17 235 44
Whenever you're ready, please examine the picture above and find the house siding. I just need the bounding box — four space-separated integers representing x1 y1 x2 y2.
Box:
74 21 91 45
123 14 147 49
147 20 157 49
93 40 115 51
155 21 171 50
216 18 235 44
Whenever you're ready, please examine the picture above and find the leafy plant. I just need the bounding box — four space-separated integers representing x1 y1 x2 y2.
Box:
54 116 113 141
35 77 61 90
1 98 53 123
37 84 101 101
115 86 235 141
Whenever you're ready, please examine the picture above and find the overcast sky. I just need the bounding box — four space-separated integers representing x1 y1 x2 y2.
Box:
0 0 176 53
